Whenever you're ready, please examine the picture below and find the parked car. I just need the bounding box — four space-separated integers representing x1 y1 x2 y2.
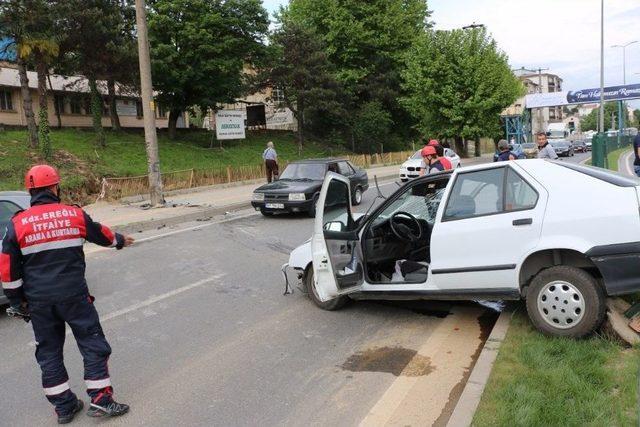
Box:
0 191 31 306
284 160 640 338
251 159 368 217
585 138 593 151
573 140 587 153
399 148 461 182
521 143 539 159
549 140 574 157
493 143 526 162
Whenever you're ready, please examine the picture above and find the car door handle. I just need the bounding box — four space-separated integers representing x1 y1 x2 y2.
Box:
513 218 533 226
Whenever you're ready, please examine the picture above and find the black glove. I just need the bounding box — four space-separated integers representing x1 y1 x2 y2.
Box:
7 304 30 323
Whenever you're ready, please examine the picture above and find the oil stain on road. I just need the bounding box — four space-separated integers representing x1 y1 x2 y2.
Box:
341 346 435 377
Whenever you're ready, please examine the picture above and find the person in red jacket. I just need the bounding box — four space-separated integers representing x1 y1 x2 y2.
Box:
1 165 134 424
426 139 452 170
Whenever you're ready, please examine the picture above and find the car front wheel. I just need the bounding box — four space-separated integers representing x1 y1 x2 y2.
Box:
352 187 363 205
526 266 605 338
304 266 349 311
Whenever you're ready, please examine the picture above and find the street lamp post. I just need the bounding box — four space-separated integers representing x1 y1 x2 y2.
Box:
611 40 637 136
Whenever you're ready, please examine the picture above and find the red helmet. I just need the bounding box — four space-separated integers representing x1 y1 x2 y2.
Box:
427 139 440 147
421 146 437 157
25 165 61 189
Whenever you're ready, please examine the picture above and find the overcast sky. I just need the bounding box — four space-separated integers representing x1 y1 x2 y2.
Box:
262 0 640 105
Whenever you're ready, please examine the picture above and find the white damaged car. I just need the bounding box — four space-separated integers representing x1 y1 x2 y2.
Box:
283 160 640 338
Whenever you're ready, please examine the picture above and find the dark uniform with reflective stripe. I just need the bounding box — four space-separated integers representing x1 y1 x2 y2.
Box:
0 191 124 415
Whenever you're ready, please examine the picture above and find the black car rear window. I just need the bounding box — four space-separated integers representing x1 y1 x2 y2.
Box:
554 161 640 187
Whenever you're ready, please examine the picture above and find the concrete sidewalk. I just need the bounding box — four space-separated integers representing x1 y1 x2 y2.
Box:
85 155 493 233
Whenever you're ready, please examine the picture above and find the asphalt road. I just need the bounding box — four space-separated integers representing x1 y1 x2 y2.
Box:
0 155 590 426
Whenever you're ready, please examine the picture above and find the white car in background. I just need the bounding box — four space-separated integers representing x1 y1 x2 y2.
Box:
0 191 31 306
284 160 640 338
399 148 461 182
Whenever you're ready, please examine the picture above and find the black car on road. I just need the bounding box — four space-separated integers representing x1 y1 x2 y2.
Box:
549 140 574 157
251 159 369 217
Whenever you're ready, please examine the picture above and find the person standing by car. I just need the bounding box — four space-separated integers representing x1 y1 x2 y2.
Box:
1 165 134 423
263 141 279 183
426 139 452 170
496 139 516 161
633 133 640 177
419 146 445 175
536 132 558 160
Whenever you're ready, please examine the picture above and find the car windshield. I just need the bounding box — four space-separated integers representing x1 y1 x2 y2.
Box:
372 178 450 226
0 200 23 236
512 144 522 151
279 163 326 181
411 150 423 160
522 143 536 149
550 141 568 148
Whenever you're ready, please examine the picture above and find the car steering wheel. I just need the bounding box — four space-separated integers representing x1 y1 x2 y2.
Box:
389 211 423 243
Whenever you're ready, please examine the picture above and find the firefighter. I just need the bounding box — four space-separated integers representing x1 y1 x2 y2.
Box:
0 165 134 424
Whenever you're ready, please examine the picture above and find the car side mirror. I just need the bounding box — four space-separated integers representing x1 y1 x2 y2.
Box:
324 221 344 232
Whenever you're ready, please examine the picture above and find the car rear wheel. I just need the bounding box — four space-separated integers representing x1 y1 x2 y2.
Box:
304 266 349 311
352 187 363 206
526 266 605 338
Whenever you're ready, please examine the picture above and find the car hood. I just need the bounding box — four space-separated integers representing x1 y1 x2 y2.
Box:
254 179 322 194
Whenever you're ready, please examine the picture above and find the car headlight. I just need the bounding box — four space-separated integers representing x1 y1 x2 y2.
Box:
252 192 264 201
289 193 306 201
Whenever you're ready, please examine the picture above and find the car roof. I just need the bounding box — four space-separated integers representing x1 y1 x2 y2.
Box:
290 158 347 164
0 191 29 197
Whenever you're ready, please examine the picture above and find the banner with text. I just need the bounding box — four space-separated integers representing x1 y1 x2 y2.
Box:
215 110 246 140
525 83 640 108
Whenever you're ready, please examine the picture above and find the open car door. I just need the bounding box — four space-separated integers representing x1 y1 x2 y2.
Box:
311 172 364 301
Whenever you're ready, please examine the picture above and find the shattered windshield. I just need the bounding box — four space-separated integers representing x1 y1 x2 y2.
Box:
372 179 449 226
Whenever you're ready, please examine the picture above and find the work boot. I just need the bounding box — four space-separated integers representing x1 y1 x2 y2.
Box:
86 400 130 418
57 399 84 424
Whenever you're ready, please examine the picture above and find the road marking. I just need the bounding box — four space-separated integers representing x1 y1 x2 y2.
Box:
99 273 225 323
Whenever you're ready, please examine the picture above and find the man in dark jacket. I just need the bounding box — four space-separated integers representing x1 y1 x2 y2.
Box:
1 165 134 424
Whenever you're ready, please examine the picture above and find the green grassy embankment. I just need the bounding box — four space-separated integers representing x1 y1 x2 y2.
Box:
0 128 345 197
473 311 639 426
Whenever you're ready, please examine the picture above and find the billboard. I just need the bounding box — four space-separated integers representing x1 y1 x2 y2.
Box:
215 110 246 140
525 83 640 108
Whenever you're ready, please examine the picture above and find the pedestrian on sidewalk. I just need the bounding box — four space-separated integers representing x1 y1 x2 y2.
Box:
1 165 134 424
633 133 640 177
536 132 558 160
263 141 279 183
496 139 516 161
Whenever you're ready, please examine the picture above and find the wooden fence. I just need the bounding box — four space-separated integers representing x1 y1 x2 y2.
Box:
98 150 415 200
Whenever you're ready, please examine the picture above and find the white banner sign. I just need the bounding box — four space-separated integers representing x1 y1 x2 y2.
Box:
215 110 245 140
525 91 569 108
266 108 294 127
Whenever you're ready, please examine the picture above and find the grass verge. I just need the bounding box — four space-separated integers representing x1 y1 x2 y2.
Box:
473 309 639 426
0 128 344 196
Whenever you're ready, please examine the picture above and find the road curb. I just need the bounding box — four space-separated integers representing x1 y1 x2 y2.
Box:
446 309 512 427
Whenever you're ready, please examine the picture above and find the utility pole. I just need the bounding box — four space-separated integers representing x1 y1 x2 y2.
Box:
135 0 164 206
611 40 637 135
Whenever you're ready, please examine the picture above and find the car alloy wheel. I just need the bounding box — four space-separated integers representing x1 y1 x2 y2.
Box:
536 280 585 329
354 188 363 205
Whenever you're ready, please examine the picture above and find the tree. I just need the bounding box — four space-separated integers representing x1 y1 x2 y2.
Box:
402 28 523 155
283 0 430 150
580 102 628 132
148 0 269 139
264 20 343 153
57 0 133 146
0 0 39 148
632 108 640 128
17 0 61 160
